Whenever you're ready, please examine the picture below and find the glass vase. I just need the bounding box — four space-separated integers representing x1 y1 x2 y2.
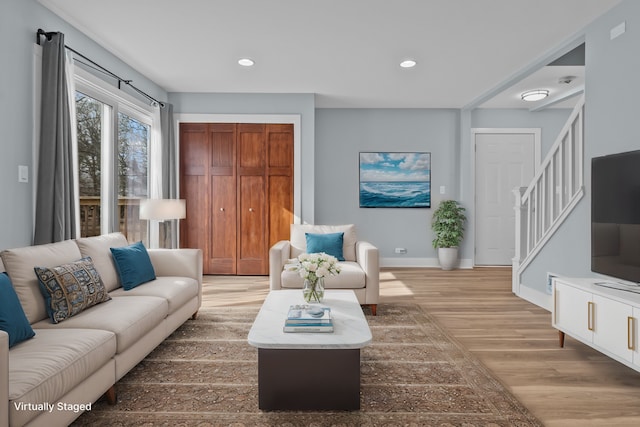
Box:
302 277 325 303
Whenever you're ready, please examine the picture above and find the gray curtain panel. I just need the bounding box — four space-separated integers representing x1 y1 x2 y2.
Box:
160 103 178 248
34 32 77 245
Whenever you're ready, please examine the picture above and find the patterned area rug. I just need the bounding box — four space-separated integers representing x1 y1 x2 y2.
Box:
72 304 542 426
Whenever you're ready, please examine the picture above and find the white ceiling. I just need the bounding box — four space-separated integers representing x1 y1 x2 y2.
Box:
38 0 620 109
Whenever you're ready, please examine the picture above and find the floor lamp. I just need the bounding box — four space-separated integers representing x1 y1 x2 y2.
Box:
139 199 186 249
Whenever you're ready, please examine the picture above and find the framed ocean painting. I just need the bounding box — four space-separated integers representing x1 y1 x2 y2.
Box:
359 152 431 208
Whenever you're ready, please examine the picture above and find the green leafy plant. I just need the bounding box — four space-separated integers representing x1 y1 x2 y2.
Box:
431 200 466 249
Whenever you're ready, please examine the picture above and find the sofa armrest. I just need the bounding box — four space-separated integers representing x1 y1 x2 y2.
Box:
147 248 203 305
269 241 291 290
356 241 380 304
1 330 8 427
148 248 203 283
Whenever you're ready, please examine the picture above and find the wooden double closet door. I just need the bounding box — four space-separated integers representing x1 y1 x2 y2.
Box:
180 123 294 275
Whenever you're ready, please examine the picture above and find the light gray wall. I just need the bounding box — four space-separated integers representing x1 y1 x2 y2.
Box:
0 0 167 250
472 108 572 156
521 0 640 293
315 108 460 262
168 92 316 223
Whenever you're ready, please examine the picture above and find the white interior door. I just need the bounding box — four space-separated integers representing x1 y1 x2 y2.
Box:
474 131 537 265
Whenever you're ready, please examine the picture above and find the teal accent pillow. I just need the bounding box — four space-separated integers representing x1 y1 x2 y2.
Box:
35 257 111 324
110 241 156 290
0 273 35 347
305 232 345 261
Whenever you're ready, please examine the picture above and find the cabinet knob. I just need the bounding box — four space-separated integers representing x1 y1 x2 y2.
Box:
249 208 254 212
220 208 224 212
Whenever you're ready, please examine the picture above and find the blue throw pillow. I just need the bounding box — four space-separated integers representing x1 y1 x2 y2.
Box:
110 241 156 290
305 232 345 261
0 273 35 347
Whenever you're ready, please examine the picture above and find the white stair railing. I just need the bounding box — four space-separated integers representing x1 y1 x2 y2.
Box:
512 95 585 293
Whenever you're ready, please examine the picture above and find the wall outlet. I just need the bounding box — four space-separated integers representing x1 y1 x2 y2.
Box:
395 248 407 254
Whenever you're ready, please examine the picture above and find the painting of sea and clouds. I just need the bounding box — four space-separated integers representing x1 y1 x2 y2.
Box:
359 152 431 208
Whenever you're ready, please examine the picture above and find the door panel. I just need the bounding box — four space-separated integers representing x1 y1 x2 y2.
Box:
238 124 265 170
210 175 237 274
267 124 294 250
208 124 237 274
179 124 209 263
237 175 266 275
269 175 292 249
475 132 535 265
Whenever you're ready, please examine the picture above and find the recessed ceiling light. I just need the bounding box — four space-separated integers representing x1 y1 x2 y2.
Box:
400 59 417 68
238 58 255 67
521 89 549 102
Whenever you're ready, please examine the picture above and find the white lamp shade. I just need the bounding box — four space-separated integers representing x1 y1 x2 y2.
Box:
139 199 186 220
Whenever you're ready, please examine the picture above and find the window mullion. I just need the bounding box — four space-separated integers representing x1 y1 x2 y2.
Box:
100 103 114 235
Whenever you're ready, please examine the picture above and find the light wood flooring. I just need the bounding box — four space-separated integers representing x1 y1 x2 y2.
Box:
202 267 640 426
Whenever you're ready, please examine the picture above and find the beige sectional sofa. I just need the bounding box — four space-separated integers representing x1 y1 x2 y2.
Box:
0 233 202 427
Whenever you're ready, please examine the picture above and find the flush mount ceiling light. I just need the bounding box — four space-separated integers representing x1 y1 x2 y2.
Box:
400 59 417 68
521 89 549 102
238 58 255 67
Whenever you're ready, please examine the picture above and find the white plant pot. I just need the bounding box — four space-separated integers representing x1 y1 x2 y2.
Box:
437 247 459 270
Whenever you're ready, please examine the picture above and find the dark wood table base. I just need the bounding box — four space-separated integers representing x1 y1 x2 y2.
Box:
257 348 361 411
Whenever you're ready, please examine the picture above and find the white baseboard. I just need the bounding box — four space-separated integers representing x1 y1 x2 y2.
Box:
381 257 473 269
516 283 552 312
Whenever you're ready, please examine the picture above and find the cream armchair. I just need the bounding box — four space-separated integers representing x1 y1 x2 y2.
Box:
269 224 379 315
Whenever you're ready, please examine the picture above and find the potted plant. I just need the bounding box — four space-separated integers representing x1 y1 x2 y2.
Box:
431 200 466 270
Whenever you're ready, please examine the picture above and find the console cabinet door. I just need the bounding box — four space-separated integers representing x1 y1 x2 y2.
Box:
554 281 593 344
592 294 633 363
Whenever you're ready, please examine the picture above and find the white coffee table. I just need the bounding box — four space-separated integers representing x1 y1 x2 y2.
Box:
248 289 372 410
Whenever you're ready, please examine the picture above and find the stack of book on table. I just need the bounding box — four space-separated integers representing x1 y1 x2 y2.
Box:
283 304 333 333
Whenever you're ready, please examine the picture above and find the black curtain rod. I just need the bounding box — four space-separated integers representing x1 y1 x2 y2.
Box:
36 29 165 107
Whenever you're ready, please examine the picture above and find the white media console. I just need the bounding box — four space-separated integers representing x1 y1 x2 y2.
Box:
552 277 640 372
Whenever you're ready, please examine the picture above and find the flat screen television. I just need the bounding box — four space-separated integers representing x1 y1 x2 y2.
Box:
591 150 640 283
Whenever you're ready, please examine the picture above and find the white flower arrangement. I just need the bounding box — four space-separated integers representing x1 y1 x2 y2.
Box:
288 252 341 283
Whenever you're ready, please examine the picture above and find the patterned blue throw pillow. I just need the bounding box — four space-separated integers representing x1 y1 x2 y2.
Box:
0 272 35 347
34 257 111 324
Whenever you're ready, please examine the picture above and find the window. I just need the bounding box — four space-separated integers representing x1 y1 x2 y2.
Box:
76 92 107 237
74 68 156 244
117 111 150 242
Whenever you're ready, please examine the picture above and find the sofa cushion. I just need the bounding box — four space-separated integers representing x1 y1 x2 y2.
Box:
32 296 167 353
109 276 199 314
281 261 365 289
291 224 357 261
110 241 156 290
34 257 111 324
75 232 129 292
1 240 82 324
0 273 35 347
305 232 345 261
8 328 116 427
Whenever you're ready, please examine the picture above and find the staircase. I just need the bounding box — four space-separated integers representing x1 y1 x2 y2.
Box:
512 95 585 294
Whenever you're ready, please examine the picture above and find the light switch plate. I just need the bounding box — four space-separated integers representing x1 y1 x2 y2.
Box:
18 165 28 183
611 21 626 40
